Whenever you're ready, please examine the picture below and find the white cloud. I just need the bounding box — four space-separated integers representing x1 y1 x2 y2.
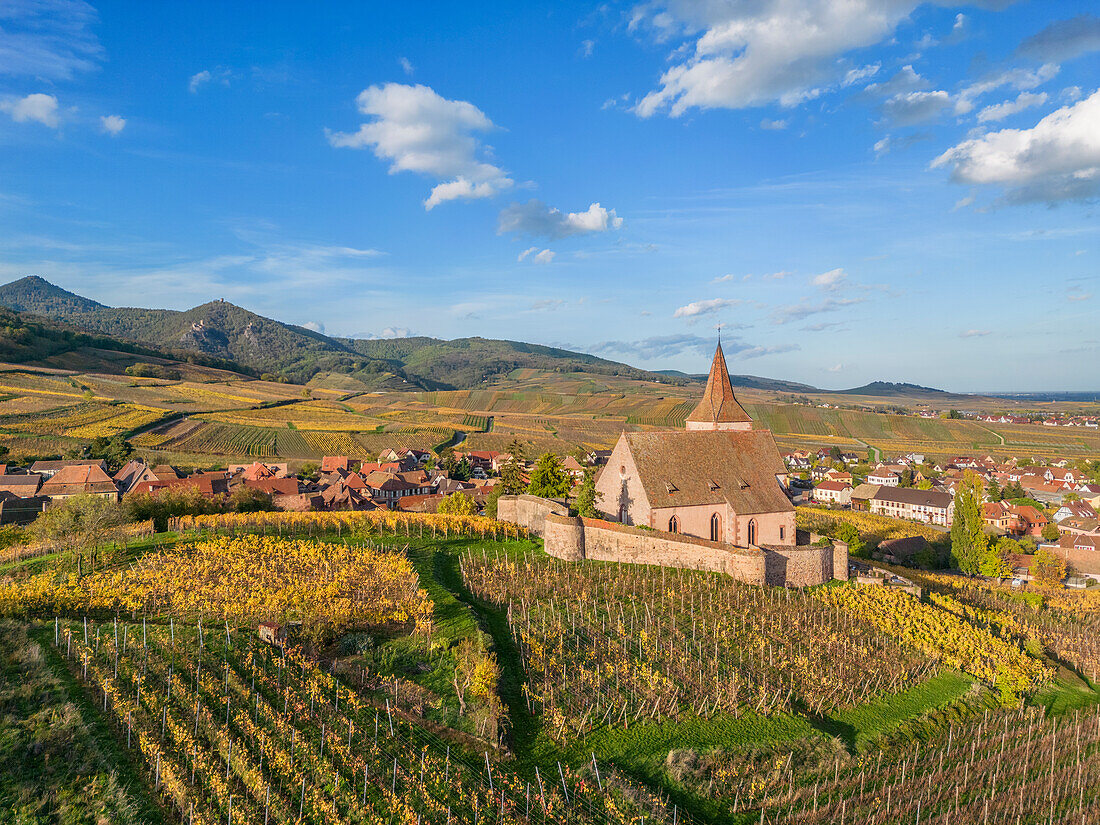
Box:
882 90 951 125
0 0 103 80
873 132 930 157
498 200 623 239
1 93 59 127
842 63 880 88
374 327 413 339
189 70 212 93
424 178 499 210
589 334 716 360
632 1 937 117
99 114 125 135
1017 15 1100 63
863 65 928 98
738 344 799 359
955 63 1058 115
518 246 556 264
760 118 787 130
977 91 1048 123
530 298 565 311
673 298 743 318
960 329 991 338
302 321 325 333
812 268 847 289
771 296 863 325
711 273 736 283
932 89 1100 204
399 56 414 75
327 83 512 209
582 39 595 57
828 363 844 372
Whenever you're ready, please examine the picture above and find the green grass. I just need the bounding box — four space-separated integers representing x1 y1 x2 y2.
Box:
0 620 168 824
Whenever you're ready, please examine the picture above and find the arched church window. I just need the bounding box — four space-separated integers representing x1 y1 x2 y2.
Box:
747 519 757 545
668 515 679 533
710 513 721 542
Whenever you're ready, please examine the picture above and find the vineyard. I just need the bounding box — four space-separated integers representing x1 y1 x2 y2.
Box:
53 620 677 825
474 552 936 731
0 508 1097 824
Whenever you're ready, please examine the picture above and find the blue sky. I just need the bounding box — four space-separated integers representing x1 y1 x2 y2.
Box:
0 1 1098 392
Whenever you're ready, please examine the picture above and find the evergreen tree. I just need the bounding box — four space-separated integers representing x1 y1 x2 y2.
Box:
900 467 914 488
986 478 1002 502
527 453 571 499
950 470 987 575
507 438 526 464
499 454 527 495
573 467 602 518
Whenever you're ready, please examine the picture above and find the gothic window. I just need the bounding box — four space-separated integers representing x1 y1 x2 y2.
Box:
668 515 679 533
710 513 721 542
747 519 757 545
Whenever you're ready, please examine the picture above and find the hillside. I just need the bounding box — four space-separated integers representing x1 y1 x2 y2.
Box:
833 380 949 397
0 276 676 389
655 368 818 393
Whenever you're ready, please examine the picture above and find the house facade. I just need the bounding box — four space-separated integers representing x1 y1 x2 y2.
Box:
869 487 954 526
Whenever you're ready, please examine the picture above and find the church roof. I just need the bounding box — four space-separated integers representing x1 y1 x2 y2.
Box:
685 343 752 426
622 430 792 515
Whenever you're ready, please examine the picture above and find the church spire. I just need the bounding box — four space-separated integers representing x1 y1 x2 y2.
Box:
685 341 752 431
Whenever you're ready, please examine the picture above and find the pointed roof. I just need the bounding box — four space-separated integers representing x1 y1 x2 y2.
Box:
685 343 752 428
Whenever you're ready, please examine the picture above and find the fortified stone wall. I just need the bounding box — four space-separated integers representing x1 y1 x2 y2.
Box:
501 495 847 587
496 495 569 536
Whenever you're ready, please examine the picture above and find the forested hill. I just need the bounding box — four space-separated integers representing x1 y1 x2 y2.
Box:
0 276 672 388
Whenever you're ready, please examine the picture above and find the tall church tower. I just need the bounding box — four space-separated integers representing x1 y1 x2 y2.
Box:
684 342 753 431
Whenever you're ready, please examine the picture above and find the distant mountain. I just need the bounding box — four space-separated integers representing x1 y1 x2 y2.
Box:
0 276 676 389
653 369 819 393
832 381 948 397
0 275 105 315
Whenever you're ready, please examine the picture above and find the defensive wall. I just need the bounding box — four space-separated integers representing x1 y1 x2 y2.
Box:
497 494 847 587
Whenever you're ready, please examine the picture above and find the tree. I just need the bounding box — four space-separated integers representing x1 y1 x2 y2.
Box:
829 446 843 461
423 456 436 472
437 491 477 515
484 484 504 518
950 470 988 575
573 467 603 518
527 453 571 499
298 462 319 480
833 523 866 558
499 454 526 495
29 494 127 561
230 486 274 514
900 467 914 488
1062 492 1080 503
80 435 133 472
986 478 1002 502
1006 481 1026 500
1032 548 1066 588
507 438 526 464
443 456 472 482
917 479 933 490
1040 522 1060 542
980 537 1017 579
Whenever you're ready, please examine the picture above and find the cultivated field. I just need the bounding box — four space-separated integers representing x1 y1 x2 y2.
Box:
1 359 1097 465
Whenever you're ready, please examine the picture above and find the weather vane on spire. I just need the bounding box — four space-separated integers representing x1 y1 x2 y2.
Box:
717 322 722 344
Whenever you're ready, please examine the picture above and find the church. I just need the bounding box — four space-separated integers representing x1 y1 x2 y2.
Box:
595 342 796 549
